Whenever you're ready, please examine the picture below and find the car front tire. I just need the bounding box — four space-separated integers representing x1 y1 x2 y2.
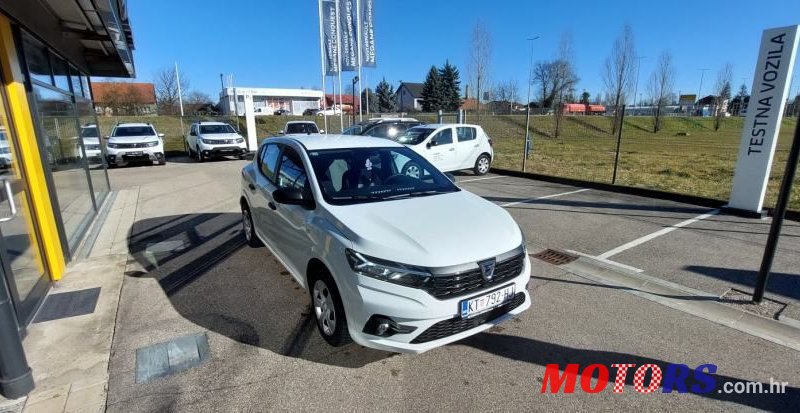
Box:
309 270 350 347
196 147 205 162
474 154 491 175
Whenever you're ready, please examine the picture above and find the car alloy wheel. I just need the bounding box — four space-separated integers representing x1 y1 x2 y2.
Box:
196 147 204 162
402 162 421 178
312 279 336 336
475 155 490 175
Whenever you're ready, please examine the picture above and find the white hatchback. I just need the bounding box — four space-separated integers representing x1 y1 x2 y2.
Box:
240 134 530 353
395 124 494 176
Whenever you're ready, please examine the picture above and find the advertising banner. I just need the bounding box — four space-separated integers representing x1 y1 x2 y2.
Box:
322 0 340 75
338 0 358 71
359 0 376 67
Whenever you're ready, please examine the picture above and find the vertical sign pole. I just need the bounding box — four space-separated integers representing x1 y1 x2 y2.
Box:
317 0 328 133
335 0 344 132
728 25 800 214
355 0 363 122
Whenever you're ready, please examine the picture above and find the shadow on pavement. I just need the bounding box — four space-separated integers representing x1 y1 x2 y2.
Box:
483 195 711 215
126 212 389 368
685 265 800 302
463 333 799 411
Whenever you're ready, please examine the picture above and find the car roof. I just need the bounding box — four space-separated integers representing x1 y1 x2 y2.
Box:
278 134 403 150
286 121 317 124
417 123 479 128
196 121 230 125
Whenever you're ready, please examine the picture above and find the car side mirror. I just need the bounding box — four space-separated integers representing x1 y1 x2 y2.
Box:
319 129 325 134
273 187 314 209
445 172 456 183
190 131 196 136
427 140 437 149
158 133 165 138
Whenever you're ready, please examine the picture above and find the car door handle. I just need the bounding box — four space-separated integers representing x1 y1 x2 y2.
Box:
248 183 256 191
268 202 277 210
474 144 479 148
449 148 455 151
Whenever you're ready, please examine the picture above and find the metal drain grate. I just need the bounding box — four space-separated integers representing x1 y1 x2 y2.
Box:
531 249 578 266
135 332 210 384
33 287 101 323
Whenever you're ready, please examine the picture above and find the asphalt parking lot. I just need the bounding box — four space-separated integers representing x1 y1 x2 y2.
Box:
104 157 800 412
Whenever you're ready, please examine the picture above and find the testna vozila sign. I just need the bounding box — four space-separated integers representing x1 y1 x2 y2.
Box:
728 25 799 213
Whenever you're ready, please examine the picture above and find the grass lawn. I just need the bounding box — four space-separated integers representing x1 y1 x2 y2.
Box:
96 113 799 211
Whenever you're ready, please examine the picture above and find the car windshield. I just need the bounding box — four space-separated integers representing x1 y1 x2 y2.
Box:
200 124 236 134
286 123 319 134
342 124 366 135
80 126 99 138
307 146 459 205
394 127 435 145
113 126 156 137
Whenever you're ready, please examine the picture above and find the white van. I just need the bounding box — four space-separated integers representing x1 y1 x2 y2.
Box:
394 124 494 176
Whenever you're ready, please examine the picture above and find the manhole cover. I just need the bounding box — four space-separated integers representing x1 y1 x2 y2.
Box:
33 287 101 323
720 288 787 320
531 249 578 266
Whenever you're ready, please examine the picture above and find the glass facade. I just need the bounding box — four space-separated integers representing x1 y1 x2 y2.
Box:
19 32 110 254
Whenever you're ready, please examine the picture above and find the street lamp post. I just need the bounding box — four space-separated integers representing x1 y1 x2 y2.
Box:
352 76 359 126
522 36 540 173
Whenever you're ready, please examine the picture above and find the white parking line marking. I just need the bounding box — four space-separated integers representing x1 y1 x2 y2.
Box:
597 209 721 259
458 175 505 183
500 188 590 208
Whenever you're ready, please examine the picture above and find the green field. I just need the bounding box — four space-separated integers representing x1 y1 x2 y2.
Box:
96 114 799 210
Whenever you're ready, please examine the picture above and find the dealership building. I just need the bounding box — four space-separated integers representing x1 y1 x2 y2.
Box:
0 0 134 398
219 87 323 116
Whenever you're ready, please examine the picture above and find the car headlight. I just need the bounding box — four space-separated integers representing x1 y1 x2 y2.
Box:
236 138 244 143
146 141 159 147
518 224 528 254
345 249 432 288
107 142 118 149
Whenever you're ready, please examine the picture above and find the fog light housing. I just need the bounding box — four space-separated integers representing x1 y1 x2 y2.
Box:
363 315 416 337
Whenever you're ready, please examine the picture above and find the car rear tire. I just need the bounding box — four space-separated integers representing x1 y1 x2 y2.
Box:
474 154 491 175
241 203 261 247
309 271 350 347
401 161 422 178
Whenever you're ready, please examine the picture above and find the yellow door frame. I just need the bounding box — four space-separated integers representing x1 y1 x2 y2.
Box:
0 15 65 280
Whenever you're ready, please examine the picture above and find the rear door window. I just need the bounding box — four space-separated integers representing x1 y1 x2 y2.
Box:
456 127 477 142
259 143 281 182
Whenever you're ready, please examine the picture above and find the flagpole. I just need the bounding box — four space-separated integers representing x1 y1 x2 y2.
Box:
175 62 184 117
335 0 344 132
355 0 363 122
365 71 369 116
317 0 328 133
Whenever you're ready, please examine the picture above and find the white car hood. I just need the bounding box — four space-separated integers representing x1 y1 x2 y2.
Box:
327 190 522 267
109 136 159 143
82 137 100 145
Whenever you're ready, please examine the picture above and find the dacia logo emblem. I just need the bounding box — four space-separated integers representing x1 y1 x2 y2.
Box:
478 258 496 281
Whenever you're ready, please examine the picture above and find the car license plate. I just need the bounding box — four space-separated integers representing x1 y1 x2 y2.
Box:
126 151 143 156
460 284 516 318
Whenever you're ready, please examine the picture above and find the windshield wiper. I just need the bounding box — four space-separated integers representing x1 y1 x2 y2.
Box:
383 190 451 200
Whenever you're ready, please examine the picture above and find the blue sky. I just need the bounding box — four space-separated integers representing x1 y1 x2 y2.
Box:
122 0 800 102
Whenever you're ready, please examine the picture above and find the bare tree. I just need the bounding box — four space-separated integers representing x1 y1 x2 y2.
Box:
603 24 636 134
99 82 147 115
154 67 190 115
493 80 519 113
553 32 579 138
647 51 675 133
185 91 215 114
468 21 491 121
713 63 733 131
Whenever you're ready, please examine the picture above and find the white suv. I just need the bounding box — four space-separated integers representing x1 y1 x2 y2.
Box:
185 121 248 162
240 134 531 353
395 124 493 176
106 123 166 166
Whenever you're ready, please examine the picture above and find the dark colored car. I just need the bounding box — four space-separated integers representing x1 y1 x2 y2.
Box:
342 118 423 139
303 108 319 116
274 109 291 116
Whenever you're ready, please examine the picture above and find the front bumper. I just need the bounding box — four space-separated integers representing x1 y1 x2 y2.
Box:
106 147 164 165
199 143 248 157
343 255 532 353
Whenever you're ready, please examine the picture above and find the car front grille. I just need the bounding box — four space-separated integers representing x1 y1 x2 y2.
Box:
206 139 237 144
85 145 100 150
427 252 525 299
410 292 526 344
115 142 151 148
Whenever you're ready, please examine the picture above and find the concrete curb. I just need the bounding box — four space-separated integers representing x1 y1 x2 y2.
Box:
559 255 800 352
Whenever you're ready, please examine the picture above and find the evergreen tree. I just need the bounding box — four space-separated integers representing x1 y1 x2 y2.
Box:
439 60 462 111
421 66 443 112
375 78 396 112
580 91 591 104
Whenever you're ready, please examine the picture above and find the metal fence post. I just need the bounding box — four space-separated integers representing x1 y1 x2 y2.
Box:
611 105 626 184
437 110 443 123
753 119 800 303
